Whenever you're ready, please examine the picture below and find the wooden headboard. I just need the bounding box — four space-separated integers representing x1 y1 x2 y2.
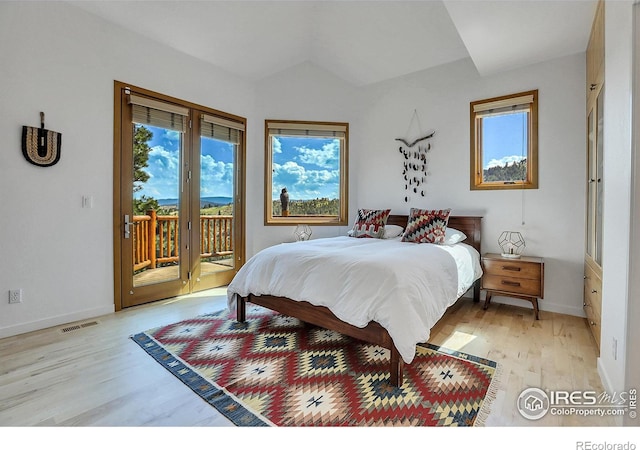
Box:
387 215 482 254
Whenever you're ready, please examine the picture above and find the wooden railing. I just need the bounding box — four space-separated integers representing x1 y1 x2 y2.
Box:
132 211 233 272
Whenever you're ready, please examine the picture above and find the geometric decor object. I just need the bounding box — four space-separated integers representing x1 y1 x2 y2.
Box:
294 224 312 241
131 306 502 427
498 231 526 258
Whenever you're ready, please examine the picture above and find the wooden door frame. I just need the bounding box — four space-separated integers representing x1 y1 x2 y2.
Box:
112 81 246 311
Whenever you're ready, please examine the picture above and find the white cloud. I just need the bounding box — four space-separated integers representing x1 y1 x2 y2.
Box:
137 146 180 199
484 155 525 170
272 161 339 200
201 154 234 197
272 136 282 154
296 139 339 168
135 146 234 199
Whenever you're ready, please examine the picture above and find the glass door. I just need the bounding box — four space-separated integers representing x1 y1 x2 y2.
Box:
114 82 246 309
119 89 191 307
189 113 243 291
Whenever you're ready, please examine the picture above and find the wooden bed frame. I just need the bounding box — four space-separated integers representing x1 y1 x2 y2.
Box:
236 215 482 387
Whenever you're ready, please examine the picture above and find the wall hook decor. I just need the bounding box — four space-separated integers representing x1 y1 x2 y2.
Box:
396 110 434 202
21 111 62 167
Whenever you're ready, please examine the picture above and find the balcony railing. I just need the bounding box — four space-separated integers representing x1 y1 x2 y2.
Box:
132 211 233 272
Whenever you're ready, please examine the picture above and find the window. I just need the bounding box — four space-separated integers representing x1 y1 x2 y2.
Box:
470 90 538 190
265 120 348 225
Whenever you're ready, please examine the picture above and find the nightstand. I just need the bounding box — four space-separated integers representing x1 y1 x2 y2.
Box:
481 253 545 319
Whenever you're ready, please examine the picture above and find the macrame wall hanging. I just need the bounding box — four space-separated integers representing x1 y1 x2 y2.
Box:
396 110 435 203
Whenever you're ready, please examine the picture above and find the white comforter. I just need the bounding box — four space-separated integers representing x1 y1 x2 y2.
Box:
226 236 482 364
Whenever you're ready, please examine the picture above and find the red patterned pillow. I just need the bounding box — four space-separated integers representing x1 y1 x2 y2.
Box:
350 208 391 238
401 208 451 244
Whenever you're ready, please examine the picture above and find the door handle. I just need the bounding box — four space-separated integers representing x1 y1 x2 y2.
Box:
124 214 135 239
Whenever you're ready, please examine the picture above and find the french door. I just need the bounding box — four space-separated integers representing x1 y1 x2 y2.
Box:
113 82 245 309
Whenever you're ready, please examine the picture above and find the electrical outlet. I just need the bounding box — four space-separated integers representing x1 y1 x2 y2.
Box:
8 289 22 304
612 337 618 360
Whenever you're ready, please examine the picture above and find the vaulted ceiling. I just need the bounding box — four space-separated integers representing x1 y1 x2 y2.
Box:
69 0 598 86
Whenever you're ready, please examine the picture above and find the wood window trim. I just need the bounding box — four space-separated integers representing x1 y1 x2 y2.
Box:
264 119 349 226
470 89 539 191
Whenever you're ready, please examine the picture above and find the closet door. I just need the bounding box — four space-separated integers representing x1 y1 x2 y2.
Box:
583 0 604 351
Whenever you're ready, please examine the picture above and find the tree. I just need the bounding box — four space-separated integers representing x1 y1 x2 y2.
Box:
133 124 152 193
132 124 159 215
133 195 159 216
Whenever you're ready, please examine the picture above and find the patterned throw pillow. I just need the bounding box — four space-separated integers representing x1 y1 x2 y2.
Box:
401 208 451 244
350 208 391 238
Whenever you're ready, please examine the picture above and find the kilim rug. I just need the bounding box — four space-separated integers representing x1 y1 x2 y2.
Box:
131 304 501 427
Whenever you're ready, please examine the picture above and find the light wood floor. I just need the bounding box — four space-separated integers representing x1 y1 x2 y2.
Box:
0 288 615 427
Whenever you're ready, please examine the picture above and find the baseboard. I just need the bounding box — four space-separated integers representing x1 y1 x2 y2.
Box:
597 358 625 426
0 305 115 339
486 295 586 318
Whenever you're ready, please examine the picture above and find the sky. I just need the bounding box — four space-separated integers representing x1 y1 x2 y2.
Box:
271 136 341 201
134 125 234 200
134 115 520 201
482 111 528 169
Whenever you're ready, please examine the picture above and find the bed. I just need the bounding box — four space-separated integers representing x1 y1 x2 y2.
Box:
227 215 482 386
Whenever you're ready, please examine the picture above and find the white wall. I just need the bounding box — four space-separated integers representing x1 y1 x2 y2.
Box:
626 1 640 427
598 0 634 397
0 0 594 339
251 54 589 318
355 55 587 317
0 1 254 338
249 62 361 254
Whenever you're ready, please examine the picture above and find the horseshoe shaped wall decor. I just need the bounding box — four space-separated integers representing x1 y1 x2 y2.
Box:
21 112 62 167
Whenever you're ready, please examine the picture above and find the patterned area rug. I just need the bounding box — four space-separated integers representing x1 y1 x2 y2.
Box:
131 305 501 426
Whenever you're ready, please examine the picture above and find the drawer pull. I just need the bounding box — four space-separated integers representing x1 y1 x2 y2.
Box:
583 302 588 307
590 320 597 326
501 280 521 287
501 266 521 272
591 289 597 294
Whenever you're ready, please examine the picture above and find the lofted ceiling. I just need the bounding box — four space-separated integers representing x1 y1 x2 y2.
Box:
68 0 598 86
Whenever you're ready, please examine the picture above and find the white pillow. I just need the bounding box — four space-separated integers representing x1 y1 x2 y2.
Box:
383 225 404 239
442 227 467 245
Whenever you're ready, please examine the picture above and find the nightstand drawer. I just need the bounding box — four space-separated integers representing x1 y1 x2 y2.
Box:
482 259 541 280
482 274 542 297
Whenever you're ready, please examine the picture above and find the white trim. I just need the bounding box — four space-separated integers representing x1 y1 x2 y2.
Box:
0 305 115 339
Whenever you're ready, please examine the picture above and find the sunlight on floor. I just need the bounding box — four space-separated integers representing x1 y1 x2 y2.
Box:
179 286 228 300
440 331 477 351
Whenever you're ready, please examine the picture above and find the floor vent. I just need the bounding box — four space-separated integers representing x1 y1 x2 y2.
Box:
60 321 100 333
